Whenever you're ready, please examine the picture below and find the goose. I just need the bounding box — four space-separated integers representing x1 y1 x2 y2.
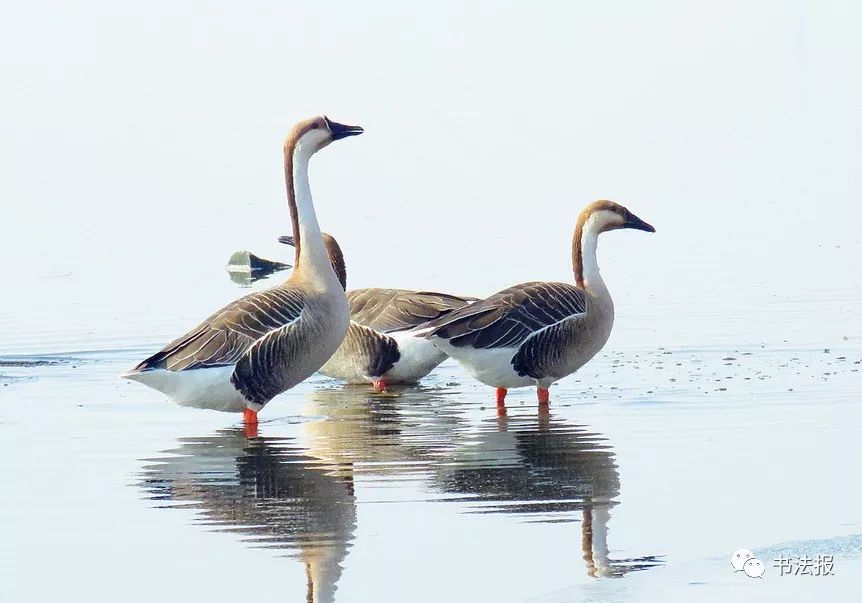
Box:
279 232 475 390
123 116 363 425
421 200 655 408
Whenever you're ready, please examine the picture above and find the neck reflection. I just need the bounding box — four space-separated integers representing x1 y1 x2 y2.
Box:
139 429 356 603
435 410 663 578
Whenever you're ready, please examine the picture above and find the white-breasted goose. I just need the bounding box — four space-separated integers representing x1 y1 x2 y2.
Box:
421 200 655 409
123 116 363 426
279 233 475 390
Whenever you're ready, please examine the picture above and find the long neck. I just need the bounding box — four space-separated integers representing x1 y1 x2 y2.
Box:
572 219 607 294
284 143 335 287
325 240 347 291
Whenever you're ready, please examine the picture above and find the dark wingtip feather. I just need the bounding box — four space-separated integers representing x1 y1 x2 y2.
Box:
129 352 166 373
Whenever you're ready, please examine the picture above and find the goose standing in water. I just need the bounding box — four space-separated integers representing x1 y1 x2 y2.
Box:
422 200 655 408
280 233 474 390
123 116 363 426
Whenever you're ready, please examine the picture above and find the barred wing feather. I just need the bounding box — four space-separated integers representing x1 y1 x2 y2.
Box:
131 288 306 372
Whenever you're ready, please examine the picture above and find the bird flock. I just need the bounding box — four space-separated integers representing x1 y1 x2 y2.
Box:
123 115 655 426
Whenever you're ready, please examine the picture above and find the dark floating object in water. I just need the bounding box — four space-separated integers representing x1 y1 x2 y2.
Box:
225 250 291 285
0 355 81 384
0 356 75 368
0 359 57 367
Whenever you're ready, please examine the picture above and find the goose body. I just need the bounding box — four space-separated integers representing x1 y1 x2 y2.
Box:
426 281 614 390
327 288 474 387
422 200 655 407
124 289 348 412
123 116 363 423
280 234 475 388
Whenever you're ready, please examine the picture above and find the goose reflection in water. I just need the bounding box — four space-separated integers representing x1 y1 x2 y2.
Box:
139 429 355 603
300 384 467 475
435 411 663 577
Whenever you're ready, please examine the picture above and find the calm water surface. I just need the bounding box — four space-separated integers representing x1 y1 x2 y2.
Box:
2 268 860 601
4 2 862 600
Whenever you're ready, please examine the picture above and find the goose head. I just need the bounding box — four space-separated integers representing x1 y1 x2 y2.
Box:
572 200 655 288
285 115 364 156
577 200 656 236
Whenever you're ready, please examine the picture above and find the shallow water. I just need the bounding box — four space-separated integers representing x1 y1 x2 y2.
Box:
2 324 860 601
4 3 862 599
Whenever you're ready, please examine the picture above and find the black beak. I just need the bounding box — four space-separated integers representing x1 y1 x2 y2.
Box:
324 116 364 141
624 212 656 233
278 235 296 247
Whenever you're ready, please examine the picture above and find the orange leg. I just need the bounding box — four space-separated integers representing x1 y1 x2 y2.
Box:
373 379 388 392
495 387 508 407
243 407 259 438
537 387 550 405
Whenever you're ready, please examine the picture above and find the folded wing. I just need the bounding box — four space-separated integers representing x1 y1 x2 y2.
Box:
347 288 476 333
423 282 587 350
131 287 306 373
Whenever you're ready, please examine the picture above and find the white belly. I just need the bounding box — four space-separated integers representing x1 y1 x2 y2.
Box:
429 339 536 389
122 366 247 412
384 332 449 384
318 327 449 385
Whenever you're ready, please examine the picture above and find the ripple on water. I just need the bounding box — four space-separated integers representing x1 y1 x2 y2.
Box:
139 429 356 603
137 383 665 598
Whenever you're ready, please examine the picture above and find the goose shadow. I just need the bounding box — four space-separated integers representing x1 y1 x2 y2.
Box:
139 429 355 603
433 410 664 578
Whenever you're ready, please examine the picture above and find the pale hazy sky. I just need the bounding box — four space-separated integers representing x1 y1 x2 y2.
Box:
2 1 861 351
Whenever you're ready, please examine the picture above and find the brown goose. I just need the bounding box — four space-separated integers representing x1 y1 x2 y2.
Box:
279 233 475 390
123 116 363 425
421 200 655 408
